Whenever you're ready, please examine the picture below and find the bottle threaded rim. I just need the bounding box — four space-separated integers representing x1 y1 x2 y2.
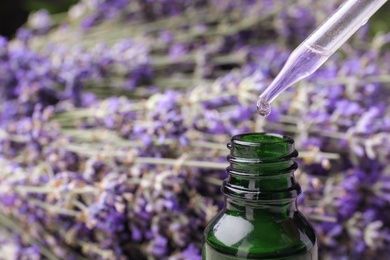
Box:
232 132 293 145
224 132 301 201
228 132 297 162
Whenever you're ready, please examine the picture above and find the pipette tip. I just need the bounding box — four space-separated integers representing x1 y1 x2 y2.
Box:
256 97 271 116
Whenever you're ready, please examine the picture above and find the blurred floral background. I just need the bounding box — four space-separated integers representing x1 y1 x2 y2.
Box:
1 0 390 259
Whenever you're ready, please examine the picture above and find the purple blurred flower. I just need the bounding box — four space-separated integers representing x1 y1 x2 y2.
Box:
27 10 53 34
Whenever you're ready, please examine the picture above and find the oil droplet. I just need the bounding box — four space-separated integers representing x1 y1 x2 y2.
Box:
256 97 271 116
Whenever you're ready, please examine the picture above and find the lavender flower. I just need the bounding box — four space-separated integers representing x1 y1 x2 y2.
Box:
1 0 390 259
27 10 53 35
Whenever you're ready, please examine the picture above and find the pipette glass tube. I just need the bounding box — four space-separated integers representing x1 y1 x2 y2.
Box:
257 0 388 116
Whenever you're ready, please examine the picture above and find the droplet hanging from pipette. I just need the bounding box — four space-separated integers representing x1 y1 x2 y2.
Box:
255 44 331 117
256 97 270 116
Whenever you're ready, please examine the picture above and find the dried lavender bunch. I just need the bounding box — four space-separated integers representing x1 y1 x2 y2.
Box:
0 33 151 123
1 0 390 259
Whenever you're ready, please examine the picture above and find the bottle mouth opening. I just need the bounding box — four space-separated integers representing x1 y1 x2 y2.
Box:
228 132 296 161
231 133 294 146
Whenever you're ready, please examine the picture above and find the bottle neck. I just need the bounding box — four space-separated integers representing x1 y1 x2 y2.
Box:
222 133 301 204
225 198 298 220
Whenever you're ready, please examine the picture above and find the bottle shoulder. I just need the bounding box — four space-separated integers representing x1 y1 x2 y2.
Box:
203 209 317 259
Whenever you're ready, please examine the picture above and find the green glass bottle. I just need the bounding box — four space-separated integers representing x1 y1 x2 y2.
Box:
202 133 317 260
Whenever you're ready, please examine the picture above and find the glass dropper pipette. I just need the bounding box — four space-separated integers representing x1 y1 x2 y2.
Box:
257 0 388 116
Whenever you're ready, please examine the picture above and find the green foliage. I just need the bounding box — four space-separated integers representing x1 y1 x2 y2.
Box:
24 0 79 13
368 2 390 34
